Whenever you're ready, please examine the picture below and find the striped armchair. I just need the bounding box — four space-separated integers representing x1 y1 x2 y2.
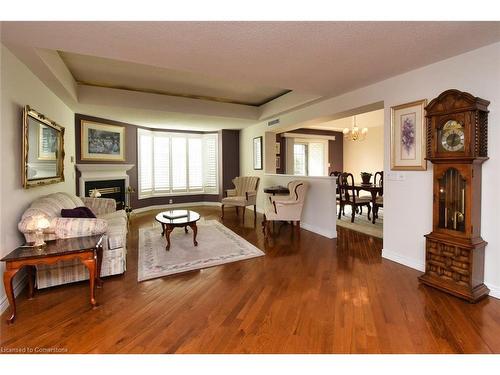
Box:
18 192 127 288
221 176 260 221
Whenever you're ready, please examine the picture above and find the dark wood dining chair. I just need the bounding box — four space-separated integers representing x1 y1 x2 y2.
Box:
373 171 384 223
330 171 344 216
338 172 371 223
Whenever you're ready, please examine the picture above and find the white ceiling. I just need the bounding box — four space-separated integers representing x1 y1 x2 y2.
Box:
2 21 499 130
59 51 289 106
304 109 384 132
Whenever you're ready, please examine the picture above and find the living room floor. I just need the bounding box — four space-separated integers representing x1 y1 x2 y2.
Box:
1 206 500 353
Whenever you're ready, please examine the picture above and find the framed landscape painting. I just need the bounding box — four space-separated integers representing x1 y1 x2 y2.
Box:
391 99 427 170
81 120 125 161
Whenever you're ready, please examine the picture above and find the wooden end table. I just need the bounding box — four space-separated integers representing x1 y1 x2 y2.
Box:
1 235 104 324
155 210 200 251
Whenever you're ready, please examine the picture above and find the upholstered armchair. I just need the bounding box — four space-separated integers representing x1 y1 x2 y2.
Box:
18 192 127 289
262 180 308 236
221 176 260 221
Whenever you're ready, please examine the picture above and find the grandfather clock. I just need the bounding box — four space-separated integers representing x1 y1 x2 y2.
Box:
419 89 490 302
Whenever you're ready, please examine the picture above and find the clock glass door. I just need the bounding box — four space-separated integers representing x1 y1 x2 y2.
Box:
438 168 466 232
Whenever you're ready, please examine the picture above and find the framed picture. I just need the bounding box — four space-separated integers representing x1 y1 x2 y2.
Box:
253 136 263 170
391 99 427 170
81 120 125 161
275 142 281 155
38 124 58 160
276 156 281 169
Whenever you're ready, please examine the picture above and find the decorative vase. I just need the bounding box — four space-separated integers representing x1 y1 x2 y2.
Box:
361 173 372 184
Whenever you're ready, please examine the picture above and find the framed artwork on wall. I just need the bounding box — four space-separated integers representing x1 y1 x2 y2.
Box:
276 156 281 169
81 120 126 161
391 99 427 170
38 124 58 160
253 136 263 170
275 142 281 155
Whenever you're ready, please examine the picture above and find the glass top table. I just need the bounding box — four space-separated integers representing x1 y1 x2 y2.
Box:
155 210 200 251
1 235 104 262
1 234 104 323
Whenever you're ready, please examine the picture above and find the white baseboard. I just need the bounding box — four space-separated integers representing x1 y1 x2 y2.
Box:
0 274 27 315
300 223 337 239
382 248 425 272
485 282 500 300
133 201 221 214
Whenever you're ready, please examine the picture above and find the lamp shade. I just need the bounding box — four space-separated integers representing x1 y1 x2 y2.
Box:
27 215 50 231
37 216 50 230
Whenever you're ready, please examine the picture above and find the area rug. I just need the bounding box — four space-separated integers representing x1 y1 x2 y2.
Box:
336 205 383 238
138 220 265 281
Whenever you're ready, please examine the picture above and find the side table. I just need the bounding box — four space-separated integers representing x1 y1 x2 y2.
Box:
263 185 290 196
1 235 104 323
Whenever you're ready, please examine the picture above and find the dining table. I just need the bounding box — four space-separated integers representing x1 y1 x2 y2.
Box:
352 183 383 224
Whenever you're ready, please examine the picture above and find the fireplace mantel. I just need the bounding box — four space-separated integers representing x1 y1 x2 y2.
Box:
76 164 135 201
76 164 135 174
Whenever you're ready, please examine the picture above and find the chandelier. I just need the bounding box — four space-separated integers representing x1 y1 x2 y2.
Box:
343 115 368 141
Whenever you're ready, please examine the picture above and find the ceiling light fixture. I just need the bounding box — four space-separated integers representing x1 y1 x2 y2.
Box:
343 115 368 141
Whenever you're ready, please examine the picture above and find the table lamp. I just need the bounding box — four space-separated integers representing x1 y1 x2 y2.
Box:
30 215 51 247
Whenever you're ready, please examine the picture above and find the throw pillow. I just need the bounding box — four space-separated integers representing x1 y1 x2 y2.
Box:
61 206 97 218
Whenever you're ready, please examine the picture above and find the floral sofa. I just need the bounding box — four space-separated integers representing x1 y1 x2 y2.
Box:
18 192 127 289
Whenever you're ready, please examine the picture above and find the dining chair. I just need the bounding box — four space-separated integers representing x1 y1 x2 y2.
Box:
330 171 344 216
373 171 384 222
338 172 371 223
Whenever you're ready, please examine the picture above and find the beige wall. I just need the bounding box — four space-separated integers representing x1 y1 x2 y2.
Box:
0 45 76 311
240 42 500 298
343 126 384 183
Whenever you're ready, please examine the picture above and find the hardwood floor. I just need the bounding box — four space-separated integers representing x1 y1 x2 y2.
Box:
1 206 500 353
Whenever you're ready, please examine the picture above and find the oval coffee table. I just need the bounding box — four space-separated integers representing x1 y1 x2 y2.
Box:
155 210 201 251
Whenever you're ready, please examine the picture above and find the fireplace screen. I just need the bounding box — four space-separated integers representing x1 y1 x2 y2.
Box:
85 179 126 210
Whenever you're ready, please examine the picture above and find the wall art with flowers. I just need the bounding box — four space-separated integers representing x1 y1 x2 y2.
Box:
391 99 427 170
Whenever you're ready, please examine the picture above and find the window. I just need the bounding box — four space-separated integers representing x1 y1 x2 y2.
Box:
294 143 307 176
138 129 218 198
293 139 327 176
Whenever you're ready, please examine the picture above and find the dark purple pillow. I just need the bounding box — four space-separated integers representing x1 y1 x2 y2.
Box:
61 206 96 218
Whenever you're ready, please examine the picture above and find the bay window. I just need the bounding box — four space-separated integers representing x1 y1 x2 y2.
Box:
138 129 218 198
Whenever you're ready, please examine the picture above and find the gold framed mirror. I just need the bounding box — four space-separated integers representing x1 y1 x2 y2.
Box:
22 105 65 188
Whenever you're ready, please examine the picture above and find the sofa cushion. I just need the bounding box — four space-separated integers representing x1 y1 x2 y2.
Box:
61 206 96 218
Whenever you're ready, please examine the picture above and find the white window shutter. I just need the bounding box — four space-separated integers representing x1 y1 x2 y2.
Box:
137 130 218 197
153 134 170 192
138 129 153 197
188 138 203 190
203 134 218 193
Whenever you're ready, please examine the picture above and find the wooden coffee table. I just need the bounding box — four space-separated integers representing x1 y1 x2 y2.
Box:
1 235 104 323
155 210 201 251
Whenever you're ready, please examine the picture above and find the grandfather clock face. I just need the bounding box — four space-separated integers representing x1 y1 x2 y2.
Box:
438 120 465 153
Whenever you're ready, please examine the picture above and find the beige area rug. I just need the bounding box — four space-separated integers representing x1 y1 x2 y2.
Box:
336 205 383 238
138 219 265 281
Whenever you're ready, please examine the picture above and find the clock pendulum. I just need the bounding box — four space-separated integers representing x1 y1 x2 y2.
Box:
419 89 490 302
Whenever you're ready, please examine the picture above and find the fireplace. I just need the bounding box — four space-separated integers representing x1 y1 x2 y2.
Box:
85 179 126 210
76 164 135 210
